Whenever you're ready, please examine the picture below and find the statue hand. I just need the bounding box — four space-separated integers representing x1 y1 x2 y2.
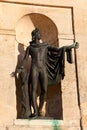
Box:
64 42 79 50
10 66 24 77
74 42 79 49
10 72 16 77
69 42 79 49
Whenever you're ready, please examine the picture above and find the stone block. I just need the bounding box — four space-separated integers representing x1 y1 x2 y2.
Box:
14 119 63 126
0 127 6 130
8 126 67 130
62 93 78 108
82 115 87 127
9 119 66 130
63 107 80 120
83 127 87 130
63 120 80 127
66 127 80 130
0 35 16 125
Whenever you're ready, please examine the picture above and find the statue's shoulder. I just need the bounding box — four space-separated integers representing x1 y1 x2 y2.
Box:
30 43 36 47
30 42 48 48
42 42 49 46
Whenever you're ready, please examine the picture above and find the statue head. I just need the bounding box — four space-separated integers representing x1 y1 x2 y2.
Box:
31 28 41 41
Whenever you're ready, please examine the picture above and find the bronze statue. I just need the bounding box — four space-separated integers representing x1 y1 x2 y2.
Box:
12 28 79 119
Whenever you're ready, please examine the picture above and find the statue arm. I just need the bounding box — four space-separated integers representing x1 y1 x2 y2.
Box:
47 42 79 52
63 42 79 51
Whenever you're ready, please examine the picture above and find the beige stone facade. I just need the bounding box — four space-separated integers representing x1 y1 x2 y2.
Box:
0 0 87 130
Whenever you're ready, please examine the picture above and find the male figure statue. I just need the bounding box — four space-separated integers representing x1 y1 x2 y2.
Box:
19 28 79 118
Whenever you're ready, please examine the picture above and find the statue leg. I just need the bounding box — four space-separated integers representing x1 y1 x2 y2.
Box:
31 67 39 116
39 67 48 116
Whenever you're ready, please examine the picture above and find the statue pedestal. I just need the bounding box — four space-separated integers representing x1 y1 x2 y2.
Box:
14 119 64 130
8 119 80 130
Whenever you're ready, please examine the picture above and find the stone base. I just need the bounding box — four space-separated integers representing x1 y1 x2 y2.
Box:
4 119 79 130
13 119 64 130
0 119 81 130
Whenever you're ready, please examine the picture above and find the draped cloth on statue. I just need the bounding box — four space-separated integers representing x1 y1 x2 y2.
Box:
46 47 73 86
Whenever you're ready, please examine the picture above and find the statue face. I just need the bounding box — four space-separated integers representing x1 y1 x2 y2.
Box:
36 31 41 40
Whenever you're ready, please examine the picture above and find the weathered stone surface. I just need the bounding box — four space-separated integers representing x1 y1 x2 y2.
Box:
66 127 80 130
63 107 80 120
8 126 80 130
9 119 65 130
8 126 65 130
0 127 6 130
0 35 16 125
14 119 80 128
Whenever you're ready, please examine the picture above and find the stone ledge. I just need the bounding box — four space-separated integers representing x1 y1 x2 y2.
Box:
14 119 80 127
8 126 81 130
13 119 64 130
0 29 15 36
14 119 63 127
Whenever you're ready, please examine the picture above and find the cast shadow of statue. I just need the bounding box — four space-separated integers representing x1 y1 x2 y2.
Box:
14 43 31 118
45 83 63 119
15 43 25 118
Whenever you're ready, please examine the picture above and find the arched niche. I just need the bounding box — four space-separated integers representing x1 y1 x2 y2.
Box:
15 13 63 119
15 13 59 46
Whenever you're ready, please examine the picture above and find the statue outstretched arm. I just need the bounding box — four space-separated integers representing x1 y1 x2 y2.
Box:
63 42 79 51
47 42 79 52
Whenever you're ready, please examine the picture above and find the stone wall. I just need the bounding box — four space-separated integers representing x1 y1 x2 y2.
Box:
0 0 87 130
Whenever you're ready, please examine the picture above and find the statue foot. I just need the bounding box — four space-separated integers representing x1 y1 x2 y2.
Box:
29 113 38 119
75 42 79 49
72 42 79 49
38 111 43 117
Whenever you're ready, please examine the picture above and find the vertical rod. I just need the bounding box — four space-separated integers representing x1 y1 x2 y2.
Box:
71 7 83 130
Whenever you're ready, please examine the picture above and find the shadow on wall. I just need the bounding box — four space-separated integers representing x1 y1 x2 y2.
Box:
46 84 63 119
15 43 25 118
15 13 63 119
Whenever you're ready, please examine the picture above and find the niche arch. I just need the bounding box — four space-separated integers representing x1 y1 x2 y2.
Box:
15 13 59 46
15 13 63 119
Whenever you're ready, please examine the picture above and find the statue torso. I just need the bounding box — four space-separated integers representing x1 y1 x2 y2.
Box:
29 43 48 67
